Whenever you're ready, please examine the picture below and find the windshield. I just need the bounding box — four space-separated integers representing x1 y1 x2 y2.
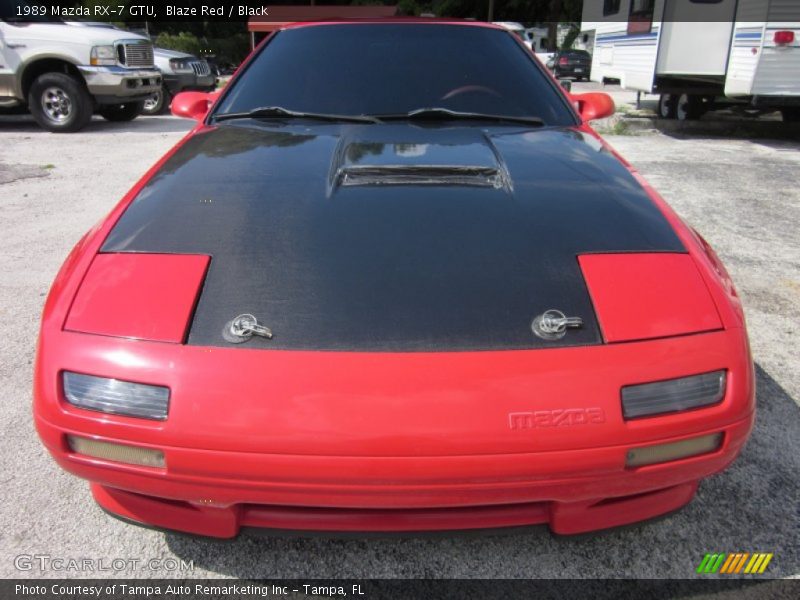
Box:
214 24 576 126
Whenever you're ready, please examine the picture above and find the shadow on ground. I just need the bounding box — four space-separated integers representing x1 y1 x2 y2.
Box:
612 111 798 144
649 120 800 143
0 114 193 134
163 364 799 579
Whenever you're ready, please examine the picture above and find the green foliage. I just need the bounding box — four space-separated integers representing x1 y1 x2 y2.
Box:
116 0 585 64
390 0 583 21
154 31 250 66
208 34 251 66
397 0 422 15
154 32 203 57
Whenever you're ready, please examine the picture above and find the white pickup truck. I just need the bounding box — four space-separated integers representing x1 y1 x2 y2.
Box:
0 18 161 132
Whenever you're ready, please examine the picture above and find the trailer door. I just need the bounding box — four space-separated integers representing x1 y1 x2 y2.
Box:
657 0 736 76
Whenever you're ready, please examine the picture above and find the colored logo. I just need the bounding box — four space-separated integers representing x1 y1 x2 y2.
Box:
697 553 773 574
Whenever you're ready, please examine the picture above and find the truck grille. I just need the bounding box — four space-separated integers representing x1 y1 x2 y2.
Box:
190 60 211 76
119 42 154 68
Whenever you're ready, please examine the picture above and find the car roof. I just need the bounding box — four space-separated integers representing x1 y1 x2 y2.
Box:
280 18 506 32
492 21 526 32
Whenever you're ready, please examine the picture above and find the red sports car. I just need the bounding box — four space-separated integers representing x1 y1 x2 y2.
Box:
34 20 754 538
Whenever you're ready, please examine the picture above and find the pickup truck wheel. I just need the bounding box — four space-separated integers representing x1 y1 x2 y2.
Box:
141 86 171 116
28 72 93 133
98 101 143 122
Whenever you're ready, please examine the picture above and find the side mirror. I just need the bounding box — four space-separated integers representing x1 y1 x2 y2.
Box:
171 91 214 121
559 79 572 93
572 92 615 121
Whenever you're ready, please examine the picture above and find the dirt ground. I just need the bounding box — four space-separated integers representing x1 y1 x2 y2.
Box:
0 111 797 580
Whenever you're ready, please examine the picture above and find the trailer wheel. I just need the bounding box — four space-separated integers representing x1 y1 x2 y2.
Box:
676 94 705 121
781 108 800 123
658 94 677 119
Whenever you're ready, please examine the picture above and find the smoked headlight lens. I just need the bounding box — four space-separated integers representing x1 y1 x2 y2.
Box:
622 371 726 419
62 372 169 421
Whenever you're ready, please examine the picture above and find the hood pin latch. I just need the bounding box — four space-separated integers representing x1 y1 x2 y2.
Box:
223 314 273 344
532 309 583 341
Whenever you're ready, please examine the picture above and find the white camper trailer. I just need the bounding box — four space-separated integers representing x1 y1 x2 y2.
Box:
581 0 800 121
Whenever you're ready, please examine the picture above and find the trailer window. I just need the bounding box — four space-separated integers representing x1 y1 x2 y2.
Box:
603 0 621 16
628 0 655 34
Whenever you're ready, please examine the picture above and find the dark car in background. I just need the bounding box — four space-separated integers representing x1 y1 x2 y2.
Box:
142 48 216 115
548 49 593 81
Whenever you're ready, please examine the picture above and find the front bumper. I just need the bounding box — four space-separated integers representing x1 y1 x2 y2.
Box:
555 66 590 78
163 72 216 95
34 327 755 538
77 66 162 104
38 414 752 538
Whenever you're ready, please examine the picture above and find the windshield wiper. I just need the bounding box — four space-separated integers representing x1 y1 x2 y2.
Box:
375 107 545 126
214 106 380 124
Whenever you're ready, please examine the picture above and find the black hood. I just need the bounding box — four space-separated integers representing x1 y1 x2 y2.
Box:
102 122 684 351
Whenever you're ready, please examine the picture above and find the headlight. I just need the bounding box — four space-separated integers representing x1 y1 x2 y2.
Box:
90 45 117 66
63 372 169 421
169 58 194 73
621 370 726 419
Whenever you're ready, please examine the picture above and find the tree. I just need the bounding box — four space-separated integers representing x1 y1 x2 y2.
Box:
154 31 203 56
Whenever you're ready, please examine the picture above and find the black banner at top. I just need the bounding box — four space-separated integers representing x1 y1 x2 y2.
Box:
0 1 787 23
3 1 272 21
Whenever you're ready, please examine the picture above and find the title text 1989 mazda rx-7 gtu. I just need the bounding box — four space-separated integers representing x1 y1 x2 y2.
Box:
34 20 754 538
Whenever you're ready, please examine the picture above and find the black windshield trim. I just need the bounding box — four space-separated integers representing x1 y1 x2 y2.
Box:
374 107 545 126
213 106 381 124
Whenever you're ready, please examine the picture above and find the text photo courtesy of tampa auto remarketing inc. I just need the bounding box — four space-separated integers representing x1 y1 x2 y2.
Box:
0 0 798 598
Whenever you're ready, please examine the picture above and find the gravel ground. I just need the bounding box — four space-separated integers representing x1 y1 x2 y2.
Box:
0 112 797 581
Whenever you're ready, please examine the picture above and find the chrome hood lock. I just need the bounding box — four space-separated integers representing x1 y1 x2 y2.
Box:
223 314 273 344
532 309 584 341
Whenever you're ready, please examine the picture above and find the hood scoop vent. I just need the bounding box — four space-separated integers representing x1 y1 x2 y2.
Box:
335 164 508 189
328 127 513 194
